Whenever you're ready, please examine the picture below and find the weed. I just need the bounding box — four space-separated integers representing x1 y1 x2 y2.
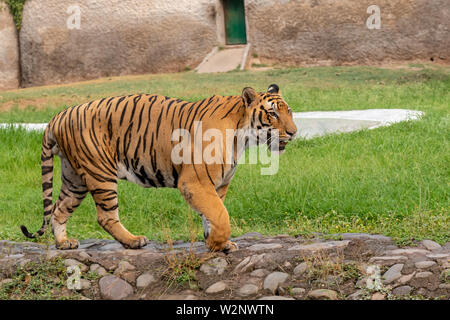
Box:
0 258 82 300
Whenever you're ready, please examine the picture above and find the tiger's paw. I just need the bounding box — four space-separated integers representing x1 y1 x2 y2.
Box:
56 238 79 250
223 241 238 254
123 236 149 249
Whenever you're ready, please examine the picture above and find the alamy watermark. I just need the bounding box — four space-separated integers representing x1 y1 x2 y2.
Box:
66 265 81 290
171 121 282 175
67 5 81 30
366 5 381 29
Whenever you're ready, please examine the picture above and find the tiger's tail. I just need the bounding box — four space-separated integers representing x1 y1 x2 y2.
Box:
20 125 55 238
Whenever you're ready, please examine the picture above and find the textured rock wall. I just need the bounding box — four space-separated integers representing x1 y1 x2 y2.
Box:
245 0 450 65
20 0 218 87
0 2 20 90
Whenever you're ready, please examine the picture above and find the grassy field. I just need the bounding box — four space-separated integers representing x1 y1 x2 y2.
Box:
0 64 448 245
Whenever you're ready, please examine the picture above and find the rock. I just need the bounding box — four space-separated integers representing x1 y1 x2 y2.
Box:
340 233 392 243
397 272 415 284
120 271 138 285
46 250 61 260
382 264 403 284
293 262 307 276
114 260 136 275
79 279 91 290
387 248 430 256
307 289 338 300
415 271 433 278
347 290 366 300
64 259 88 272
371 292 385 300
77 251 91 262
263 272 289 294
234 254 266 273
136 273 156 289
421 240 442 251
438 283 450 289
410 271 438 291
0 2 20 90
291 287 306 296
392 285 412 296
288 240 350 254
205 281 228 294
258 296 295 300
89 264 108 277
250 269 269 278
19 0 217 87
0 279 13 286
200 258 228 276
237 284 259 297
368 256 408 266
99 275 134 300
99 243 123 251
414 261 436 269
97 258 119 271
248 243 282 251
18 259 31 267
233 232 263 241
426 253 449 260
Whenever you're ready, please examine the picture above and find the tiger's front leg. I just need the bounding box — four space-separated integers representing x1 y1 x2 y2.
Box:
178 179 238 253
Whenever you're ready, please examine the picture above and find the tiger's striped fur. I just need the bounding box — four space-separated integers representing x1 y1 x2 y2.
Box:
20 84 297 252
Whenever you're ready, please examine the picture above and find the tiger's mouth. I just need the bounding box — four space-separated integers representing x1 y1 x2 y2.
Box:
267 138 289 154
279 140 288 151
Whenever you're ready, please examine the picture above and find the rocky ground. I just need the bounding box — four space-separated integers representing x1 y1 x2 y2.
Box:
0 233 449 300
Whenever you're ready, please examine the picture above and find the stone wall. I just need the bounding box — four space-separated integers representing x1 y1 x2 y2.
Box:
0 2 20 90
245 0 450 66
20 0 218 87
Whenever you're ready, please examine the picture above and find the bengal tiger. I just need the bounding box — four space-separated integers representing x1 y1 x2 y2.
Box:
20 84 297 252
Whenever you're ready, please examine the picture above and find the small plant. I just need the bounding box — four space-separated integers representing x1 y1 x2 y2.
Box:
0 258 82 300
4 0 27 30
159 211 209 290
301 249 362 290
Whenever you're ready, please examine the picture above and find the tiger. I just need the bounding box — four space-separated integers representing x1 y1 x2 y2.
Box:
20 84 297 252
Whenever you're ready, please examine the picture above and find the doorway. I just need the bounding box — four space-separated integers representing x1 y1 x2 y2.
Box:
223 0 247 45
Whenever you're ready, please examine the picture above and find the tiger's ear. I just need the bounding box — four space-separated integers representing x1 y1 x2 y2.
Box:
242 87 257 107
267 84 280 95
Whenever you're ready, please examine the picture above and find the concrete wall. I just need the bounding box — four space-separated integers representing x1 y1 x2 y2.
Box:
14 0 450 88
0 2 20 90
20 0 218 87
245 0 450 66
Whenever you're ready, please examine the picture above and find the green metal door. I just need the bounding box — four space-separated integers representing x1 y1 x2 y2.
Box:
224 0 247 45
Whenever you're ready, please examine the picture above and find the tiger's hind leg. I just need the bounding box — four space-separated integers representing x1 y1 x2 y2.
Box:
88 181 149 249
52 159 88 250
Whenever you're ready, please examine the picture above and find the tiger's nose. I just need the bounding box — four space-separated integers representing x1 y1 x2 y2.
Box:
286 129 297 139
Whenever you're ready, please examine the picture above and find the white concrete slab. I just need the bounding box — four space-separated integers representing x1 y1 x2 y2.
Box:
293 109 424 139
0 109 424 140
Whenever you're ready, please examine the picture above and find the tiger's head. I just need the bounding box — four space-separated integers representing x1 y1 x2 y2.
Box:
242 84 297 154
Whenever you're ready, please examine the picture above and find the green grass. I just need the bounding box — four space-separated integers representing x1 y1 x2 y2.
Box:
0 65 448 245
0 258 82 300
